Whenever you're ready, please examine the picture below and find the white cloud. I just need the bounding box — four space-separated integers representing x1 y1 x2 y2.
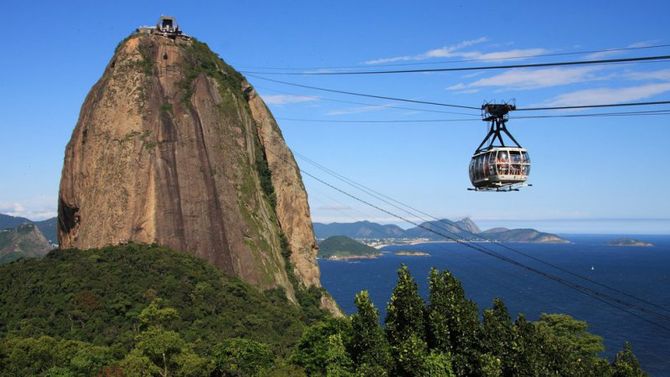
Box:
263 94 319 105
0 200 56 221
364 37 489 64
364 38 551 66
540 82 670 107
448 67 602 90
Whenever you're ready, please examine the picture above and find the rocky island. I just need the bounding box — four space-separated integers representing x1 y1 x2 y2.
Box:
394 250 430 257
608 238 654 247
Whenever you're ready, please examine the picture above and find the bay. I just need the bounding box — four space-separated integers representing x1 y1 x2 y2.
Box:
319 234 670 376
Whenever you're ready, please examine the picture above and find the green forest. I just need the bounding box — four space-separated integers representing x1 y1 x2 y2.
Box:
0 245 646 376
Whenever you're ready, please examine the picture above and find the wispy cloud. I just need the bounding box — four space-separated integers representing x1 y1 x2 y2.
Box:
365 38 551 65
326 103 393 116
540 82 670 107
625 68 670 81
584 40 663 59
263 94 319 105
0 200 56 221
365 37 489 64
447 67 602 91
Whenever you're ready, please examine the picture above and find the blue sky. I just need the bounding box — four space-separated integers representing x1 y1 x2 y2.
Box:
1 1 669 233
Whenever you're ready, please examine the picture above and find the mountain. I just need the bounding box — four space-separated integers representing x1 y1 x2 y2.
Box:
0 223 52 264
313 221 405 239
313 217 567 243
56 30 334 310
318 236 380 259
480 228 569 243
0 213 32 230
0 215 58 244
405 218 482 240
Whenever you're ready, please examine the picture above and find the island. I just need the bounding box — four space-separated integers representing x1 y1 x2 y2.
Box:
607 238 654 247
394 250 430 257
318 236 381 260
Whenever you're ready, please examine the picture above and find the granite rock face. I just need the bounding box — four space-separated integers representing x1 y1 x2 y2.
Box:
58 33 333 310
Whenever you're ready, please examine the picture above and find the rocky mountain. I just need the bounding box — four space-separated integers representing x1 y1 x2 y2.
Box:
1 215 58 244
405 218 482 239
313 221 405 239
57 31 335 311
0 223 52 264
313 217 568 243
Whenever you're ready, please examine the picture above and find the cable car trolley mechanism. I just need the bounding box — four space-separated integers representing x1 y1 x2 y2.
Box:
468 102 531 192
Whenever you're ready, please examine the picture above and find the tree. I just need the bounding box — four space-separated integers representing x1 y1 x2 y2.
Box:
385 265 426 349
395 333 429 377
324 334 354 377
508 314 548 377
535 313 608 376
425 269 481 376
212 338 274 377
481 298 514 375
292 318 351 376
348 290 391 375
612 343 647 377
122 301 211 377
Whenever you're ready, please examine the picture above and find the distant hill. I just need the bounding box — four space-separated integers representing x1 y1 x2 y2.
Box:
318 236 381 259
0 214 58 244
313 217 568 243
480 228 569 243
0 223 52 264
313 221 405 239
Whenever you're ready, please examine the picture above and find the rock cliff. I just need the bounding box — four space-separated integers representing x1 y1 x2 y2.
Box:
58 32 332 309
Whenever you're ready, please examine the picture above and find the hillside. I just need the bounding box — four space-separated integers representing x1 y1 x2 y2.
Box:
318 236 380 259
0 223 52 264
0 244 317 349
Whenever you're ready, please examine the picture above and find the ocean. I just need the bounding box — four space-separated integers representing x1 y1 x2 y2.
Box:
319 235 670 376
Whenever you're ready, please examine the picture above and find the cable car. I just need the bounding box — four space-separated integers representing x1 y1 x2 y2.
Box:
469 103 531 191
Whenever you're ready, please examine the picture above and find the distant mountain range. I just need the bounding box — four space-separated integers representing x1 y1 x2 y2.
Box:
0 214 57 244
313 218 568 243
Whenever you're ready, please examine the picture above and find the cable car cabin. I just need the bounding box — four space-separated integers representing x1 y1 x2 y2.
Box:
469 147 530 190
469 103 531 191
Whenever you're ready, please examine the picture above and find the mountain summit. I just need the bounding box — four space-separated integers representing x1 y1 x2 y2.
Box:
57 29 329 306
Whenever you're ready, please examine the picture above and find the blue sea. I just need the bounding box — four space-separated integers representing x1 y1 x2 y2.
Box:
319 235 670 376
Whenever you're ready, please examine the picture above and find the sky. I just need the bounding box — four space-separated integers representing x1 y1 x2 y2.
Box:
1 1 669 233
